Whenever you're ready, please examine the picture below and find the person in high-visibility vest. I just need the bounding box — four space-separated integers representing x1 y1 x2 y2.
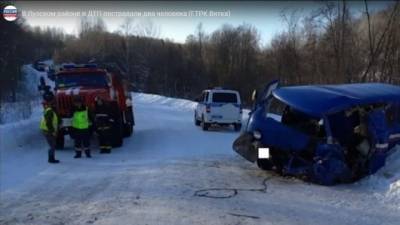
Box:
72 95 92 158
40 98 60 163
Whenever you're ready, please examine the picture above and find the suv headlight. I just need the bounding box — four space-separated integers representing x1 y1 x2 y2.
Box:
253 130 262 140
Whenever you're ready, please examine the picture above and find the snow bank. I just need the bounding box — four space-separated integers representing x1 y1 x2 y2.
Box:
0 100 41 124
0 103 42 150
0 63 48 147
0 64 48 124
22 64 45 97
360 145 400 208
133 92 197 112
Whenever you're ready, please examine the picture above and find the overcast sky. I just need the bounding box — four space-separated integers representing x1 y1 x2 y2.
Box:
15 1 392 45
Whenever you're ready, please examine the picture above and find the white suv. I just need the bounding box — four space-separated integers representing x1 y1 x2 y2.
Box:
194 88 242 131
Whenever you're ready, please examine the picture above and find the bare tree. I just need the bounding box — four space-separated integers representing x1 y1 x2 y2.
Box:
136 19 160 38
277 9 303 84
362 0 400 82
119 18 135 81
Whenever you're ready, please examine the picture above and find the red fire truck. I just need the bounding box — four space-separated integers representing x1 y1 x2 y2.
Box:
41 63 135 149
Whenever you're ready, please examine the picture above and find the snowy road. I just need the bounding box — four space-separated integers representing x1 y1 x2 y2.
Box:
1 93 399 225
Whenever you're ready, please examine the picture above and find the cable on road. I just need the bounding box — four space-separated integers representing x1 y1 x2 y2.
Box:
227 213 260 219
193 177 271 199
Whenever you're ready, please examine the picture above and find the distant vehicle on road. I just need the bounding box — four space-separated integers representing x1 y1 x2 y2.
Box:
194 88 242 131
33 61 47 72
233 80 400 185
47 65 57 81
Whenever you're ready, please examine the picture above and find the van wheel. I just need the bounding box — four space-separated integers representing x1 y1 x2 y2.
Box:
194 113 201 126
234 123 242 132
201 117 209 131
257 159 273 170
55 131 64 150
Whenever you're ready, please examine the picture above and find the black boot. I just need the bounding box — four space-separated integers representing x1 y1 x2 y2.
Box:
106 148 111 154
100 148 107 154
74 151 82 158
85 150 92 158
48 153 60 164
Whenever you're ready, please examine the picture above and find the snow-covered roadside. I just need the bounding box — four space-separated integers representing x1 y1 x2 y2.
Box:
358 147 400 208
0 104 42 150
0 63 48 148
0 59 57 142
133 92 197 112
0 63 53 191
0 63 48 124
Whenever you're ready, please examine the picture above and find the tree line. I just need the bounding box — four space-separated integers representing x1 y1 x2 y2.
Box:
1 1 400 105
0 1 67 102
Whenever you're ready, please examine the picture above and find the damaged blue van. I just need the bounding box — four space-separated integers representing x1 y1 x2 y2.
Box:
233 81 400 185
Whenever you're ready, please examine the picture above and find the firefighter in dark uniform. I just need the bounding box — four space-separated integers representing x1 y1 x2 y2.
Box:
40 97 60 163
72 95 92 158
94 97 113 154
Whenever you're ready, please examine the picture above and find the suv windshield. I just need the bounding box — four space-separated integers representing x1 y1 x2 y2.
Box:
212 92 238 103
56 73 108 88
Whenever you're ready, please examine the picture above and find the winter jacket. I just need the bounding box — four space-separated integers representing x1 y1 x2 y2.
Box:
94 102 115 129
40 106 58 134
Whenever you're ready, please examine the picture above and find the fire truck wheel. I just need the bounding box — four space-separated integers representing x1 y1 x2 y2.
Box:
112 117 124 148
123 123 133 137
55 132 65 150
123 107 134 137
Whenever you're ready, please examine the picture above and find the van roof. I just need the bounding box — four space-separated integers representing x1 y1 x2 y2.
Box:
273 83 400 117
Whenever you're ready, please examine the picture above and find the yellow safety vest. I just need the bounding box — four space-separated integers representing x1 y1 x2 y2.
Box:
40 107 58 132
72 108 89 129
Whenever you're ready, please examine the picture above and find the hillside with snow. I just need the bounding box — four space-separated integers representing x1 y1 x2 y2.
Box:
1 87 400 224
0 61 54 124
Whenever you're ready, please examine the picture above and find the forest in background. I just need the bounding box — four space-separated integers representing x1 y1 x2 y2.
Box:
1 1 400 105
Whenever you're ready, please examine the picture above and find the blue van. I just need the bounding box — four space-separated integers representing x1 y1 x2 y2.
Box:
233 81 400 185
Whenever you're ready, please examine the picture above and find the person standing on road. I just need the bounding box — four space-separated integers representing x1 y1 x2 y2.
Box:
94 97 114 154
72 95 92 158
40 97 60 164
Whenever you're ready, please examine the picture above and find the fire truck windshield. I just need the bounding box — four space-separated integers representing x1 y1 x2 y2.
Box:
56 73 109 88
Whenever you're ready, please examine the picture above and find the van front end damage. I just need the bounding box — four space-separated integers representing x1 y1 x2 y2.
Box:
233 132 259 163
233 129 351 185
234 82 400 185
